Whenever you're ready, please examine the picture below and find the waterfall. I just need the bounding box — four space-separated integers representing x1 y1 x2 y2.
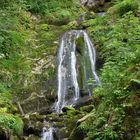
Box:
55 30 100 113
41 127 54 140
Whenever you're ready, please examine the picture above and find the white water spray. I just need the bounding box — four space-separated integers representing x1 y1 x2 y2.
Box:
41 127 54 140
55 30 100 113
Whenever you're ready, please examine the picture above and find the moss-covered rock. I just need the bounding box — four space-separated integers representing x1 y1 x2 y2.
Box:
80 105 94 113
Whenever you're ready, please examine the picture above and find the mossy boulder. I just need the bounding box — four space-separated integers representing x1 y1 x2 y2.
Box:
80 105 94 113
63 21 78 30
73 96 94 109
20 92 51 114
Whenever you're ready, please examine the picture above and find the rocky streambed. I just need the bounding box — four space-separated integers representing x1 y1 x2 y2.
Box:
22 95 94 140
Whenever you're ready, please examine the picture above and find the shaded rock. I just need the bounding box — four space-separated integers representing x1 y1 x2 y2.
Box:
73 96 94 109
55 127 69 140
68 126 84 140
80 89 90 97
81 0 105 12
0 127 10 140
20 92 50 114
46 113 63 122
80 105 94 113
62 106 76 113
23 113 46 136
128 79 140 91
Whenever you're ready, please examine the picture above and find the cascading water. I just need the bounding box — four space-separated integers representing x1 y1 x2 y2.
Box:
41 127 54 140
55 30 100 113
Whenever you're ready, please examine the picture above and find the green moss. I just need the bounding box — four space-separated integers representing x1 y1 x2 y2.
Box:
63 21 78 30
80 105 94 113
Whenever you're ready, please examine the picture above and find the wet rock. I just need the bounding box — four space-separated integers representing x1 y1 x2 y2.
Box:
24 122 42 136
80 89 90 97
81 0 112 12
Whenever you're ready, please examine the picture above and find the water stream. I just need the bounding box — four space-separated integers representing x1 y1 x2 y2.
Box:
42 30 100 139
55 30 100 113
41 127 54 140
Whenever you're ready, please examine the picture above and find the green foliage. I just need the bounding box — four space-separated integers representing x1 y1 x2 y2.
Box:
108 0 139 16
0 114 23 135
26 0 83 24
79 1 140 139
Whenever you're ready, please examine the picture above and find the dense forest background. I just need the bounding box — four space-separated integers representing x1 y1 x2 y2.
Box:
0 0 140 140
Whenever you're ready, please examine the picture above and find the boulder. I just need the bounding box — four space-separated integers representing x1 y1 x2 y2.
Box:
81 0 105 12
80 105 94 113
80 89 90 97
20 92 51 114
62 106 80 115
73 96 94 109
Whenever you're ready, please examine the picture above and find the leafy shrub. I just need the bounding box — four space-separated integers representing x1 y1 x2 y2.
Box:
26 0 47 14
26 0 83 24
0 114 23 135
79 3 140 139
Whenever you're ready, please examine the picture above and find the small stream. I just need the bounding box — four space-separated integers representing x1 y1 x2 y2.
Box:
55 30 100 113
42 29 100 140
41 127 54 140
